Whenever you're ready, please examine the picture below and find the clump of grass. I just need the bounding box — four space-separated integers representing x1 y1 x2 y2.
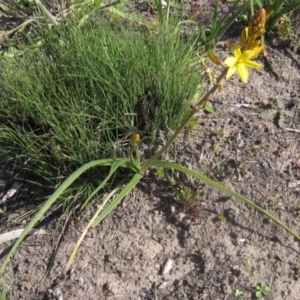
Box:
0 14 202 191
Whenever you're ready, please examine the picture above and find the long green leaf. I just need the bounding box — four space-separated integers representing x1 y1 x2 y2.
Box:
152 160 300 241
92 173 143 226
80 159 130 209
0 158 135 273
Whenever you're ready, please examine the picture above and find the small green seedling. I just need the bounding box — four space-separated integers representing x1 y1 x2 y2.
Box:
175 186 202 204
261 98 294 128
184 116 200 140
234 288 243 298
226 164 235 175
164 168 177 185
231 205 240 215
252 141 265 151
255 282 270 298
276 14 292 40
174 186 203 218
155 167 165 179
244 259 251 266
219 213 226 222
204 103 214 113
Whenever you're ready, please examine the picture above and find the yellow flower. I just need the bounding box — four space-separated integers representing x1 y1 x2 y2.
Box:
224 44 263 83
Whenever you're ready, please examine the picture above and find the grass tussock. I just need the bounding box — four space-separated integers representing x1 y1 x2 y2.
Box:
0 14 203 189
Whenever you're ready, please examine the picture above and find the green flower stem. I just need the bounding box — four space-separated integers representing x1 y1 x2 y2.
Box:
140 67 228 173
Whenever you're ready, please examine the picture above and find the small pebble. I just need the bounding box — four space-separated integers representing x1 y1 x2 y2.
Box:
162 258 173 275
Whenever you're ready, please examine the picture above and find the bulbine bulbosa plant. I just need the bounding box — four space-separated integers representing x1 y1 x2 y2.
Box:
1 8 299 273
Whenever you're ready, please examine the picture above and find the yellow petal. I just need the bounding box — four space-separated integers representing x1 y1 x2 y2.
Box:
224 56 237 67
243 49 256 58
243 60 264 69
240 49 260 60
250 45 264 58
246 40 261 50
237 64 249 83
240 27 249 47
226 66 237 80
233 45 241 58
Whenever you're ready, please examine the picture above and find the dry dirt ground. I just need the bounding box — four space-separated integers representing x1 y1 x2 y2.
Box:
1 2 300 300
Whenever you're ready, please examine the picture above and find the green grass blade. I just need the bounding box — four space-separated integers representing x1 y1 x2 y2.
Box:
152 160 300 241
268 1 300 30
166 0 171 24
95 0 120 9
254 0 263 9
0 3 15 15
108 7 146 24
153 0 164 25
0 158 133 273
35 0 59 25
92 173 143 227
206 0 248 50
211 0 220 34
271 0 286 14
249 0 254 16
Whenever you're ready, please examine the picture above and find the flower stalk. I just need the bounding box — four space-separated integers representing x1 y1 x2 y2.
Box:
139 67 228 173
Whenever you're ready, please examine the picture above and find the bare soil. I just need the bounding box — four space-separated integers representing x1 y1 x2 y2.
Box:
1 2 300 300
